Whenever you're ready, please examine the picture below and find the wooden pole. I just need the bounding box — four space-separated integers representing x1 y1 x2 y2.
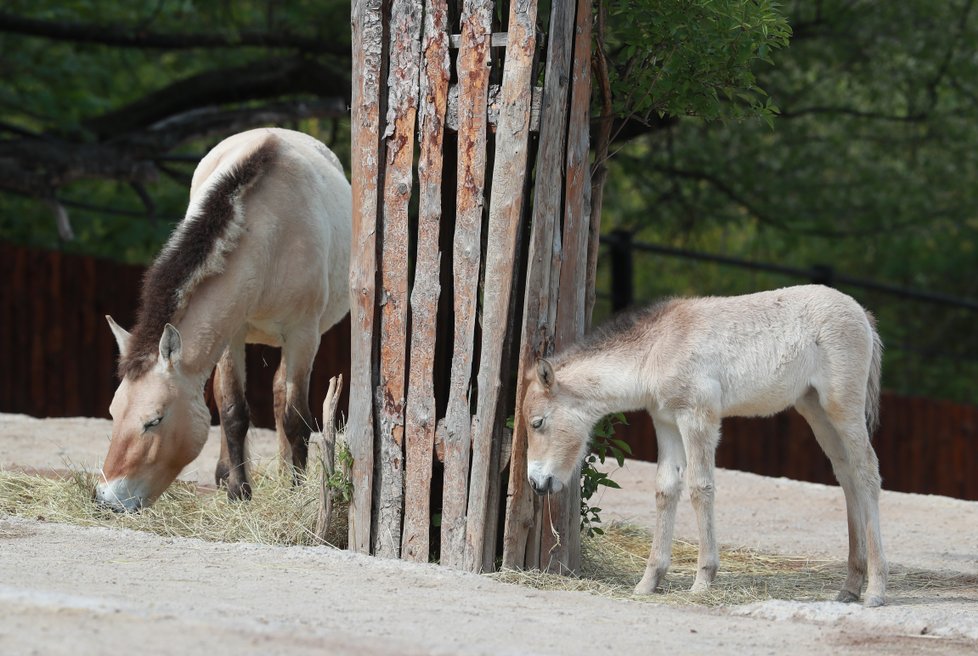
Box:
374 0 423 560
440 0 493 569
528 2 576 571
463 0 538 573
546 0 593 574
315 375 344 543
402 0 450 564
348 0 384 554
503 0 576 570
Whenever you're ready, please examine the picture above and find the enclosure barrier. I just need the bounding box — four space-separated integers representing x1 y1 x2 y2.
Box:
347 0 594 572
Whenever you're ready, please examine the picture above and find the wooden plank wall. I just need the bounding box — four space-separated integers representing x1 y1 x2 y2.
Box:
615 393 978 501
0 243 351 430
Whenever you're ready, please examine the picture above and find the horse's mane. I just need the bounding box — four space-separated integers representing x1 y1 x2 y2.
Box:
119 139 278 379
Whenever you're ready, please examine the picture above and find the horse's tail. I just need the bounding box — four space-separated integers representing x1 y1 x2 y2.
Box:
864 311 883 437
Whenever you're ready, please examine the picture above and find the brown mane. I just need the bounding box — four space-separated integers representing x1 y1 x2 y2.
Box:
118 139 277 379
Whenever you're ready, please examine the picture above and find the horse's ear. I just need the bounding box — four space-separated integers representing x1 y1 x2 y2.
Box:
158 323 182 368
536 358 556 390
105 315 131 357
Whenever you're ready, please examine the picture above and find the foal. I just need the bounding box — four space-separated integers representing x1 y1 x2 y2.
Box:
522 285 887 606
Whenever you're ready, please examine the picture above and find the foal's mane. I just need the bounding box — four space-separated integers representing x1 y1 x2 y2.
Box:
557 299 676 363
118 139 278 379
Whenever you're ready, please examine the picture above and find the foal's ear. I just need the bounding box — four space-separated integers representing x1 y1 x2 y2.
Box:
536 359 556 390
158 323 183 368
105 315 132 357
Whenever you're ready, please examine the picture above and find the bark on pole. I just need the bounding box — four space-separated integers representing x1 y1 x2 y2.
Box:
348 0 384 555
440 0 492 570
402 0 449 564
374 0 423 560
503 0 577 570
463 0 538 573
545 0 593 574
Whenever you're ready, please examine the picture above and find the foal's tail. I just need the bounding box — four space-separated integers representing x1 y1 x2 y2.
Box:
864 311 883 437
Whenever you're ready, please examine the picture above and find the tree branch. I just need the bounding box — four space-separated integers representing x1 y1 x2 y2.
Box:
0 98 347 199
84 57 350 138
0 10 349 56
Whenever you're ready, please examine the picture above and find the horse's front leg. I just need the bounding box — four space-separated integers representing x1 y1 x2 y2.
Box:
635 416 686 594
214 340 252 500
677 409 721 593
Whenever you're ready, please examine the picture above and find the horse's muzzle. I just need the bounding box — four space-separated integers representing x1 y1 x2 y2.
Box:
93 481 144 513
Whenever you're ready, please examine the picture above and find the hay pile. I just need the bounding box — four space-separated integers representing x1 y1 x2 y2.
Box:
0 462 348 548
492 523 973 607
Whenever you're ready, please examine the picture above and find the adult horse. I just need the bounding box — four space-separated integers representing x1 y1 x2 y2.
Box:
522 285 887 606
96 128 351 512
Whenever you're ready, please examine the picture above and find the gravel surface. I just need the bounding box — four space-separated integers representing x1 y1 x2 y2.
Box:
1 413 976 655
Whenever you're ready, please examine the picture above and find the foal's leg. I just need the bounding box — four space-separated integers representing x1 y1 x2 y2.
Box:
635 416 686 594
273 330 318 479
829 413 887 607
795 391 867 602
677 409 721 593
213 342 252 500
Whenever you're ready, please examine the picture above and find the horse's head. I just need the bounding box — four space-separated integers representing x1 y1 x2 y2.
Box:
95 317 210 512
522 359 592 496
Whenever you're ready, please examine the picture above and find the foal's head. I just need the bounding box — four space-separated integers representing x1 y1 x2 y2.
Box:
522 359 593 496
95 317 210 512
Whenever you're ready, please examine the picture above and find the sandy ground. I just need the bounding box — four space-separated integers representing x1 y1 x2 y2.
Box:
1 412 977 655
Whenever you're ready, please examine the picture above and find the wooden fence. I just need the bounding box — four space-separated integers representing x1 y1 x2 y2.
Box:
617 390 978 501
0 242 350 429
347 0 594 572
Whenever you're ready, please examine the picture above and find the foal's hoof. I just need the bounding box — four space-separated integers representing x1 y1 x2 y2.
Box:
689 580 712 594
863 595 885 608
835 589 860 604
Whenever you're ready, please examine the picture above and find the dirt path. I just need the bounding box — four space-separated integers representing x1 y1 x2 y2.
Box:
1 413 976 655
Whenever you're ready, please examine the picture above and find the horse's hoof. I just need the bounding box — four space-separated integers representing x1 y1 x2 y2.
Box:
689 580 711 594
215 462 231 487
863 595 885 608
227 480 252 501
835 589 860 603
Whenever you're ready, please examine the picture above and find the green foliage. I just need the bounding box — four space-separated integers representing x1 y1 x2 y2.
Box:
581 412 630 537
605 0 791 124
0 0 351 264
328 439 355 503
598 0 978 404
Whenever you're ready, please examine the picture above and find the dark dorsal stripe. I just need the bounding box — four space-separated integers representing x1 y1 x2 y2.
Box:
119 139 277 380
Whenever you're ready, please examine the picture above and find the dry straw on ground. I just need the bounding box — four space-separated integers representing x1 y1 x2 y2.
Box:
1 467 971 607
491 523 975 606
0 461 348 548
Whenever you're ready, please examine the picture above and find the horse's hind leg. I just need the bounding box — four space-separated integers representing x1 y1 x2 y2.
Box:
213 341 252 500
677 409 722 594
273 330 318 479
635 415 686 594
796 389 887 606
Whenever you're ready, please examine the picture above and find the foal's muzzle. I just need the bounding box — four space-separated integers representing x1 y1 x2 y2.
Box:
529 475 554 496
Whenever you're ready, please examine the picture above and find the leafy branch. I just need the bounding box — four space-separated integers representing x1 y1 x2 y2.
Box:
580 412 630 537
